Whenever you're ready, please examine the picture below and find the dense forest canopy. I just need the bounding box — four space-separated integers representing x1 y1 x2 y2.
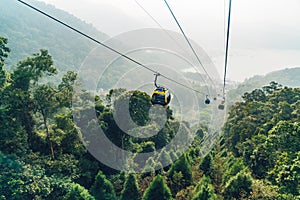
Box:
1 1 300 199
1 33 299 199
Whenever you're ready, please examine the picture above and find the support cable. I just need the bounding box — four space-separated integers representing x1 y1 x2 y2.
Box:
135 0 209 94
223 0 232 98
16 0 206 95
163 0 216 95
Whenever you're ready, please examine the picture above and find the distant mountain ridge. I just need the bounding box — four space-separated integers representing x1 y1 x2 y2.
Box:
1 0 299 95
227 67 300 105
0 0 108 73
243 67 300 88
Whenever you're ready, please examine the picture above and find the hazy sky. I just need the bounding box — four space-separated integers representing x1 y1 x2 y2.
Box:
37 0 300 81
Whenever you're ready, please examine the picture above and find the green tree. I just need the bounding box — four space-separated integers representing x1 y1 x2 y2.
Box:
109 171 126 196
142 175 173 200
168 154 193 185
141 141 156 153
262 81 282 95
56 113 86 157
268 121 300 153
193 176 217 200
64 183 95 200
221 85 300 199
9 50 57 148
0 50 57 156
129 90 152 126
211 151 224 195
34 84 59 159
242 88 267 102
90 170 116 200
58 71 78 108
199 153 214 178
223 170 252 200
0 98 28 155
153 127 170 150
0 37 10 64
223 158 246 184
0 37 9 88
168 154 193 194
0 151 74 199
12 49 57 90
273 101 293 122
249 179 279 200
112 90 151 127
268 152 300 195
0 151 23 199
120 173 139 200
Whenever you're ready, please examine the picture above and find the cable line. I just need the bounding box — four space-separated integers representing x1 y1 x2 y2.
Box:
135 0 208 94
163 0 216 94
223 0 232 97
134 0 185 51
16 0 206 95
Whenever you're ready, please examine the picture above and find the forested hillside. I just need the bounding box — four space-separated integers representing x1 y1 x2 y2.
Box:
221 82 300 199
0 0 107 73
244 68 300 88
1 32 299 200
227 68 300 106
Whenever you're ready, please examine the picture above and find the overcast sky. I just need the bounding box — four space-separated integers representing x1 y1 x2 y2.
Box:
37 0 300 82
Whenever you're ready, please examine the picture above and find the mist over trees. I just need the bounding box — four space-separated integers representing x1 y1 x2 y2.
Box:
1 34 299 199
0 0 107 74
1 1 300 198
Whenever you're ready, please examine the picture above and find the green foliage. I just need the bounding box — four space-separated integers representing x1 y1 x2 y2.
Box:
268 152 300 195
0 49 60 157
249 179 279 200
44 154 80 179
199 153 214 178
76 155 101 189
1 35 300 200
141 141 156 153
168 154 193 185
193 176 217 200
0 151 23 199
120 173 139 200
0 37 10 65
12 49 57 90
223 170 253 200
34 85 58 117
90 170 117 200
223 84 300 198
64 183 95 200
109 171 126 196
0 151 75 200
0 105 28 156
168 154 193 194
54 112 86 156
0 36 9 89
223 158 246 184
34 84 59 159
142 175 173 200
242 88 267 102
268 121 300 153
58 71 78 108
129 91 152 126
0 0 107 75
